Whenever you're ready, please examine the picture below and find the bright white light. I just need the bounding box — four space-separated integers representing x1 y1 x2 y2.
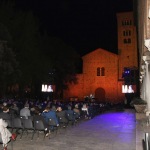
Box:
42 84 53 92
122 85 134 93
128 85 134 93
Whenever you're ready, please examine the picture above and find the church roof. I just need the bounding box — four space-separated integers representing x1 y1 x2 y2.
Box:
82 48 118 59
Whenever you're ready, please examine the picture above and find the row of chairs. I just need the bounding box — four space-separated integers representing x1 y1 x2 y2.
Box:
3 110 90 141
4 117 59 140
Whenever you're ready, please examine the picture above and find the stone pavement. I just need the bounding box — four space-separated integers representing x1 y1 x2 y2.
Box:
136 113 150 150
5 109 136 150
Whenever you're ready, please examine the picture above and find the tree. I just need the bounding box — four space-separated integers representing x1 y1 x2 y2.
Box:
0 23 12 45
39 35 81 99
0 0 81 99
0 1 42 97
0 41 19 97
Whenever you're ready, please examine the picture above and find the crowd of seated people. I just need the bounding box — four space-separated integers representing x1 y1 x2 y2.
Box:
0 98 107 148
0 99 106 119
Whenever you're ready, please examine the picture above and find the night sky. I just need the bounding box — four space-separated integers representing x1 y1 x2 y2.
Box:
15 0 133 56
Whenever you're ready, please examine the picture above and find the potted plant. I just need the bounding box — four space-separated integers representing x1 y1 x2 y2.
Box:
130 97 147 113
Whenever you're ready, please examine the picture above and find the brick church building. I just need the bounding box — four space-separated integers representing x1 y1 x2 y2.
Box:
63 12 138 103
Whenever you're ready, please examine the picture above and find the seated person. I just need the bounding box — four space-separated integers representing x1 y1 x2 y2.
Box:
73 104 80 119
56 106 68 127
66 106 76 123
88 103 95 119
20 104 31 119
41 107 59 132
30 106 42 116
51 105 56 111
33 109 49 136
0 106 11 120
10 103 19 117
81 104 89 119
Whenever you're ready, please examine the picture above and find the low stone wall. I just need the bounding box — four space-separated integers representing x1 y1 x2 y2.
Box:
136 113 146 120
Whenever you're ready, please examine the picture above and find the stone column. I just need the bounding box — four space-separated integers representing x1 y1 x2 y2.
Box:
140 62 146 100
142 46 150 113
141 75 146 100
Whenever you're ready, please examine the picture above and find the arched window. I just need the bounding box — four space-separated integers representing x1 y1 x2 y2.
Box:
123 31 125 36
129 30 131 36
130 20 132 25
97 67 100 76
124 39 127 43
128 38 131 43
127 20 129 25
101 67 105 76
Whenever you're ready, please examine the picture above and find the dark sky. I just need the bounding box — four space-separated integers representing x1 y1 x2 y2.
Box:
16 0 133 56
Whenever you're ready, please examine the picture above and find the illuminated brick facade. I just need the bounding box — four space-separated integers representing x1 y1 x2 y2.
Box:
63 12 138 103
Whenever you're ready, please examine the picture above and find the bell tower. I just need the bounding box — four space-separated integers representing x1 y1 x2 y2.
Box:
117 12 138 83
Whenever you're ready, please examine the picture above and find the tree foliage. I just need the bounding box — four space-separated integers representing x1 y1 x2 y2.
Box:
0 1 41 96
0 41 19 96
39 34 80 98
0 0 81 99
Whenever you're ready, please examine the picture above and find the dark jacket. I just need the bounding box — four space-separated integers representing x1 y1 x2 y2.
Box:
56 110 68 123
41 111 59 125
